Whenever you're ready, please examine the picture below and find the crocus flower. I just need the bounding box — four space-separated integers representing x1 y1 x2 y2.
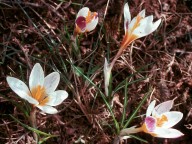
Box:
104 58 112 96
74 7 98 34
111 3 161 67
141 100 184 138
6 63 68 114
120 100 184 139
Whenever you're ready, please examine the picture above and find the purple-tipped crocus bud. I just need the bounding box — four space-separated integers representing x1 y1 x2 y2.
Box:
104 58 112 96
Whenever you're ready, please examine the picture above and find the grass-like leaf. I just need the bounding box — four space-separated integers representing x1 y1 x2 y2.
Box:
123 87 152 129
10 115 57 142
69 61 120 132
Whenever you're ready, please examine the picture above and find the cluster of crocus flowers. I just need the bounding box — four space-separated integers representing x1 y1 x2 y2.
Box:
104 3 161 96
7 63 68 114
120 100 184 140
74 7 98 36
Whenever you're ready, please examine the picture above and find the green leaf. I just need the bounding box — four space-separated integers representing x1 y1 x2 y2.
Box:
123 88 152 129
73 66 84 77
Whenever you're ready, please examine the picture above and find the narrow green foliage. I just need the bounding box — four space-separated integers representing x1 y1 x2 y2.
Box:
70 61 120 132
0 43 24 65
120 78 129 128
19 65 25 82
73 66 84 77
129 135 148 143
91 83 100 110
123 88 152 129
17 2 53 51
113 77 146 95
72 37 81 60
86 52 98 77
10 115 57 143
57 0 83 6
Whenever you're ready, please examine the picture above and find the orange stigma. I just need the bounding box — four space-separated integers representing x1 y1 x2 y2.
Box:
86 11 97 24
30 85 49 106
156 115 168 127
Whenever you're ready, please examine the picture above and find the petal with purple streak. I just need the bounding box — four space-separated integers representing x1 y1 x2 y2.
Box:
75 16 86 31
145 116 156 132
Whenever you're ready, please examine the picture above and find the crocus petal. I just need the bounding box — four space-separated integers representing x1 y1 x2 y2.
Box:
134 16 161 38
153 128 184 138
121 136 131 140
104 58 112 96
44 72 60 93
154 100 174 115
132 15 153 37
128 9 145 33
138 9 145 18
76 7 89 18
127 16 137 32
29 63 44 91
37 105 58 114
86 14 98 32
46 90 68 106
76 16 86 32
145 116 156 132
146 100 156 116
7 77 38 105
160 112 183 128
151 19 161 32
124 3 131 33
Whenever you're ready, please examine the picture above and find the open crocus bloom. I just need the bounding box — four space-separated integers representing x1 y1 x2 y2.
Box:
141 100 184 138
111 3 161 66
75 7 98 34
7 63 68 114
120 100 184 139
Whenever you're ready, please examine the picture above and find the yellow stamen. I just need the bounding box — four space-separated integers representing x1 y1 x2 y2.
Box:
156 115 168 127
39 97 49 106
30 85 49 106
86 11 97 24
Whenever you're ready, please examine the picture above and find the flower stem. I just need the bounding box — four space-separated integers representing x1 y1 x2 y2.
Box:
110 46 125 72
71 35 81 60
119 126 143 136
30 106 38 143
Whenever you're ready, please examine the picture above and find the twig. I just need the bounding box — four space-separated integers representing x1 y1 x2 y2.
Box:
12 38 32 69
1 0 43 8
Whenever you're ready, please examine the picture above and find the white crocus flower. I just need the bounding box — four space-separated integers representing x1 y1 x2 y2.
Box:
120 100 184 140
75 7 98 34
141 100 184 138
6 63 68 114
104 58 112 96
122 3 161 49
111 3 161 67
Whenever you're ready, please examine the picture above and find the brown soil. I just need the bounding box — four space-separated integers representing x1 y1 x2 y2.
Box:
0 0 192 144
